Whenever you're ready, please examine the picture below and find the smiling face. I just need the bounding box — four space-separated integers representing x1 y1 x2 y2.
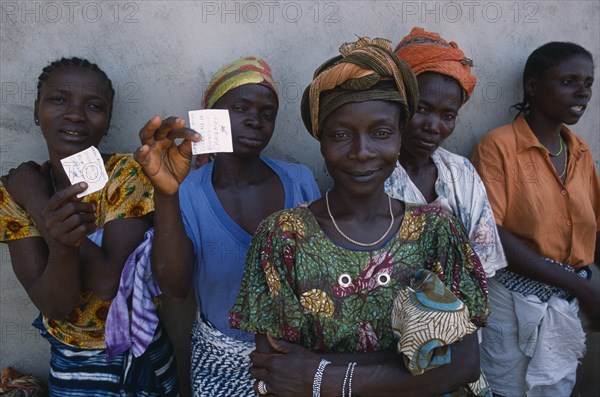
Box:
212 83 278 158
527 54 593 126
320 100 403 197
400 73 462 162
35 66 112 160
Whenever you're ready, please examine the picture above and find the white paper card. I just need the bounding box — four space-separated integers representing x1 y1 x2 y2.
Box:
60 146 109 198
189 109 233 155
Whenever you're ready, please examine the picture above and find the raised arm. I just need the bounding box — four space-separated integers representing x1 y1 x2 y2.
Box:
135 116 200 300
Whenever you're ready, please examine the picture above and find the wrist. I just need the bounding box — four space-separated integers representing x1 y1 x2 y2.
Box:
321 363 347 397
154 190 180 203
313 359 332 397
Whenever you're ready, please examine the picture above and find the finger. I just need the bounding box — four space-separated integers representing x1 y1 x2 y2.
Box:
46 183 88 211
165 127 201 142
249 366 270 382
138 115 163 146
25 160 41 168
267 333 291 354
134 144 150 166
250 351 270 368
154 116 187 142
165 128 200 159
60 222 97 246
41 161 52 175
44 203 96 231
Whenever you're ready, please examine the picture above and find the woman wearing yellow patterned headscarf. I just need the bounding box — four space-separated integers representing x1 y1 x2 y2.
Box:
202 56 278 109
230 37 488 397
135 55 320 396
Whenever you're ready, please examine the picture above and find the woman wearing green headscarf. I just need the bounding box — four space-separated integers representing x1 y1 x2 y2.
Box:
229 37 489 396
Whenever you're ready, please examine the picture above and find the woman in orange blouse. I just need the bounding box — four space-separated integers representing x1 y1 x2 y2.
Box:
472 42 599 397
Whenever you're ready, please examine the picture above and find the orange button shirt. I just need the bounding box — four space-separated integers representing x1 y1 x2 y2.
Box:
472 116 600 269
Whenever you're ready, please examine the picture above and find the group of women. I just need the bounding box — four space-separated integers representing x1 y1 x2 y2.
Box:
0 25 598 397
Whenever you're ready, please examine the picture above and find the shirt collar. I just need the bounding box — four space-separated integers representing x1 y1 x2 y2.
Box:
513 115 588 159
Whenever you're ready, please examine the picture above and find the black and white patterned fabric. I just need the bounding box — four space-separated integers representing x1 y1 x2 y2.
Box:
191 314 255 397
494 258 591 302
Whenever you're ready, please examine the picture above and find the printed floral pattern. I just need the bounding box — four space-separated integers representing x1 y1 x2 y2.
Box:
0 154 154 348
230 205 489 353
385 148 507 278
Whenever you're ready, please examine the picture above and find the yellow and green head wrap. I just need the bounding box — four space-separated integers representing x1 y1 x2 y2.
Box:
202 56 279 109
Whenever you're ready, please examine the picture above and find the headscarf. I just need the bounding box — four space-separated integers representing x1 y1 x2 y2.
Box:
301 37 418 140
395 27 476 102
202 56 278 109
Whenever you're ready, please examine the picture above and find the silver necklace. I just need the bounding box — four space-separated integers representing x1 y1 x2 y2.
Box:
325 190 394 247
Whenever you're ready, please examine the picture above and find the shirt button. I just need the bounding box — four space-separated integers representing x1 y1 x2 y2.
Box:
562 190 568 195
567 220 572 226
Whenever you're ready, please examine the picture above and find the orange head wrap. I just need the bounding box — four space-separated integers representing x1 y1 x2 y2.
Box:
395 27 476 102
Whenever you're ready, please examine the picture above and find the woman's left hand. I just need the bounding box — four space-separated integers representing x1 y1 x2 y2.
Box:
250 334 321 397
1 161 50 209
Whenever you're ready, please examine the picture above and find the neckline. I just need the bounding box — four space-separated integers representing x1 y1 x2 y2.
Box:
202 157 291 243
397 150 443 205
303 202 410 252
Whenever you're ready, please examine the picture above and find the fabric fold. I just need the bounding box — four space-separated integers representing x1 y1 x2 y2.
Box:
105 227 161 359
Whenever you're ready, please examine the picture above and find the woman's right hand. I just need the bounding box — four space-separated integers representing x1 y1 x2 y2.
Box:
135 116 201 196
41 182 97 247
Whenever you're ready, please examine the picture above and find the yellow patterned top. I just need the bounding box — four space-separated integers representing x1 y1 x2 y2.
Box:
0 153 154 349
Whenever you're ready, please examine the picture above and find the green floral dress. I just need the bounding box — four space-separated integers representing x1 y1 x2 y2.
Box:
230 204 489 353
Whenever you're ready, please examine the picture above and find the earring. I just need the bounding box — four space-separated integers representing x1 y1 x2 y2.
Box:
35 117 39 125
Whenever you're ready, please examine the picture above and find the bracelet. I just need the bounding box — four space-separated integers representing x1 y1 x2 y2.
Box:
348 361 356 397
312 358 331 397
341 362 356 397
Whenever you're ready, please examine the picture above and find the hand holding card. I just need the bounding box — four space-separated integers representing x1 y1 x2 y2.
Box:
188 109 233 155
60 146 109 198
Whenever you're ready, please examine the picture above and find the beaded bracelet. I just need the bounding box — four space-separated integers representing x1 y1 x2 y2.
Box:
341 362 357 397
348 361 356 396
312 359 332 397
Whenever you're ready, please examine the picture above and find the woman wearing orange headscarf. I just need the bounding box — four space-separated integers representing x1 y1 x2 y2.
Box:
386 27 507 279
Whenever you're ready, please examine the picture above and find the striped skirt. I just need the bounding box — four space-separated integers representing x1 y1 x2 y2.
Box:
34 316 179 397
190 314 255 397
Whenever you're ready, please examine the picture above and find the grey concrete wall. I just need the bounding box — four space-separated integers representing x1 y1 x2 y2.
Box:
1 1 598 395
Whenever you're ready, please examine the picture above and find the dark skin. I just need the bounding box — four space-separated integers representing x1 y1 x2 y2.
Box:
250 101 480 396
134 84 284 300
498 54 600 330
399 73 463 203
524 54 594 184
1 67 150 319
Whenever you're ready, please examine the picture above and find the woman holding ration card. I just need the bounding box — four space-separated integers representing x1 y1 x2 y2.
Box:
0 57 179 396
135 56 320 396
